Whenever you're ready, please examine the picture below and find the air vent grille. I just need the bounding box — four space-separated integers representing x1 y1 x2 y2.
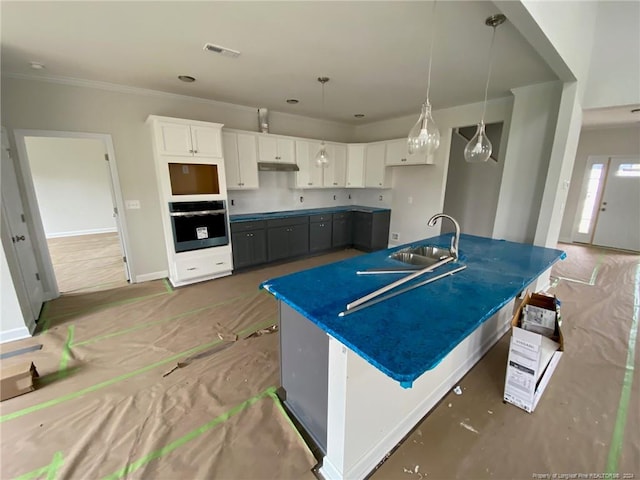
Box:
203 43 241 58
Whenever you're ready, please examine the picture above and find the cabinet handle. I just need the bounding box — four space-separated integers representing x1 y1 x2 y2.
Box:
333 182 337 185
275 156 281 160
379 183 382 185
187 267 197 271
308 182 312 185
401 158 407 162
189 149 194 153
194 150 198 154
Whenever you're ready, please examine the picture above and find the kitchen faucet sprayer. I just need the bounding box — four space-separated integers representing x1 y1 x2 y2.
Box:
427 213 460 261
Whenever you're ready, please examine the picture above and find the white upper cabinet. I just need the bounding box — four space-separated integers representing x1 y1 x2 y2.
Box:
365 143 390 188
323 144 347 187
385 138 433 165
222 131 259 190
156 120 222 157
295 140 323 188
346 144 366 188
258 135 296 163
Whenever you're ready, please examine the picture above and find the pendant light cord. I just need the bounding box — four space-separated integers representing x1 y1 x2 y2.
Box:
480 25 497 124
424 0 437 104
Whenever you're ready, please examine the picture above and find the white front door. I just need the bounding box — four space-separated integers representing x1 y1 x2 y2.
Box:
592 156 640 251
1 128 44 320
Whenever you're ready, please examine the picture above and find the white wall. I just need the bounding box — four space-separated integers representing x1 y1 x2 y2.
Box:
24 136 115 238
559 125 640 242
583 1 640 109
442 123 505 238
1 76 355 281
354 97 514 246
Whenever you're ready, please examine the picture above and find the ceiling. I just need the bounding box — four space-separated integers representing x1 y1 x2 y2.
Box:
582 105 640 129
1 1 558 125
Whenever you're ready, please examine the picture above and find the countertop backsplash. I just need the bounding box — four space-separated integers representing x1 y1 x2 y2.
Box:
227 171 392 214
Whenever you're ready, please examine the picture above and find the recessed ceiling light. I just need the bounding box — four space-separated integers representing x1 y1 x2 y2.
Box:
30 62 45 70
286 99 299 104
354 114 365 118
631 108 640 114
203 43 241 58
178 75 196 83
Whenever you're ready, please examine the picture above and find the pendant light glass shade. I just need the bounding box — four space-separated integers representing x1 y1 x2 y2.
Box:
464 14 505 163
463 122 492 163
316 76 330 167
408 101 440 155
315 141 329 165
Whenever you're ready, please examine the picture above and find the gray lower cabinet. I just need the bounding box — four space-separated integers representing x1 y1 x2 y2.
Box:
332 212 352 247
267 216 309 262
309 213 333 253
352 210 391 252
230 221 267 269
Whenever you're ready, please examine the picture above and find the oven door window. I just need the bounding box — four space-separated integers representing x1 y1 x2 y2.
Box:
171 212 228 252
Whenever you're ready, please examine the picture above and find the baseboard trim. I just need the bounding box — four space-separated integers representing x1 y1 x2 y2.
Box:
0 326 32 344
135 271 168 283
46 227 117 239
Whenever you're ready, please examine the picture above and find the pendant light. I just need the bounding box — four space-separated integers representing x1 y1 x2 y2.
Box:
315 76 330 166
408 1 440 156
464 14 506 163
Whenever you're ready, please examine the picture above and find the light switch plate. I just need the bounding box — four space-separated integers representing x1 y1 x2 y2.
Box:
125 200 141 210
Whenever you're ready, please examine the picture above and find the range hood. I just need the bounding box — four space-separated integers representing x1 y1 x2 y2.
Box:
258 162 299 172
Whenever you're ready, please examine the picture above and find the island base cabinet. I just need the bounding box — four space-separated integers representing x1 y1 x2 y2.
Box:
279 303 329 454
319 300 515 480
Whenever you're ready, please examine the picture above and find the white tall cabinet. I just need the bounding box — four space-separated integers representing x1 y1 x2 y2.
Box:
364 143 391 188
222 131 259 190
147 115 233 287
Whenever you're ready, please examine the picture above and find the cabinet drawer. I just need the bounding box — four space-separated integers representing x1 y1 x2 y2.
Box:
231 220 266 233
267 215 309 228
332 212 351 221
309 213 332 223
175 251 232 281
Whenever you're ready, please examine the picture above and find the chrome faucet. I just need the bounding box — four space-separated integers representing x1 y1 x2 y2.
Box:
427 213 460 261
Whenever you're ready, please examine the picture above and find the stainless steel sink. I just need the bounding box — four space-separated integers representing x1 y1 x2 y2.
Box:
389 245 451 266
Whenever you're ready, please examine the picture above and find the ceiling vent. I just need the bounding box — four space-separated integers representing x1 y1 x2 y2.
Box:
203 43 241 58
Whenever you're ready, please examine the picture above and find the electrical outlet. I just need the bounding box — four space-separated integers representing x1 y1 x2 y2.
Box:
391 232 400 241
300 196 304 203
231 199 235 206
333 195 336 200
379 195 383 201
348 194 352 200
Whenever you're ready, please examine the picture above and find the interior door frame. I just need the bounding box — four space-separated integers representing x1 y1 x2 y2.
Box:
13 129 133 298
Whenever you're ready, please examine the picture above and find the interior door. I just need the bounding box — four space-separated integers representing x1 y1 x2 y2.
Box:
592 156 640 251
104 153 131 281
1 128 44 320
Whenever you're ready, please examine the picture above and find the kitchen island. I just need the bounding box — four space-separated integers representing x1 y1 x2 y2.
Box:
261 234 565 479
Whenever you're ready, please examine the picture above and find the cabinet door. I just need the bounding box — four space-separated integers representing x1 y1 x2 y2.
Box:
191 125 222 157
222 132 242 188
385 138 430 165
288 224 310 257
332 214 352 247
295 140 323 188
346 145 365 188
324 144 347 187
352 212 373 251
157 122 193 156
232 229 266 268
236 133 259 189
258 136 278 162
364 143 388 188
277 138 296 163
267 226 290 261
310 222 332 252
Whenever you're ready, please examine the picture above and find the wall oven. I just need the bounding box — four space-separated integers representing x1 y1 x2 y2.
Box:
169 201 229 253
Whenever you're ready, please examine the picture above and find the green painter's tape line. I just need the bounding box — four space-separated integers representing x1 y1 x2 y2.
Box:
13 451 63 480
0 318 277 424
45 291 168 323
73 291 260 347
162 278 173 294
605 263 639 473
58 326 75 379
102 386 276 480
268 389 308 445
45 451 64 480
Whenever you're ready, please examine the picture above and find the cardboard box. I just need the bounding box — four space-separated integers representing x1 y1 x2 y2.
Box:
0 361 39 401
504 292 563 413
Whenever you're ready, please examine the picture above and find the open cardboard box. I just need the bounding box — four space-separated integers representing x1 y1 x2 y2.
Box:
504 292 563 413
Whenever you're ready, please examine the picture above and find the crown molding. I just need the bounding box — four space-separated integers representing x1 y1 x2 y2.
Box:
2 71 353 127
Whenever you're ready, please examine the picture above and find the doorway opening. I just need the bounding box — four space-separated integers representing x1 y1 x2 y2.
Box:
442 122 505 237
572 155 640 252
14 130 132 297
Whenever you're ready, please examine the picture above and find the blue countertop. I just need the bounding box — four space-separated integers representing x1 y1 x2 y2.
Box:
260 234 565 387
229 205 390 223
